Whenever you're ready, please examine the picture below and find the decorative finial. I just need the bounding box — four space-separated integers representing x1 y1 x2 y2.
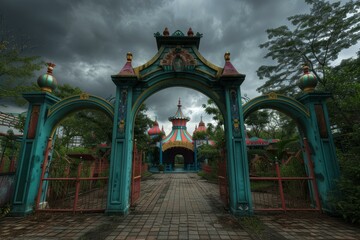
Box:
163 27 169 36
200 115 203 121
37 62 58 93
298 63 317 92
303 64 309 74
127 52 133 62
46 62 56 75
187 27 194 36
224 52 230 62
178 98 181 107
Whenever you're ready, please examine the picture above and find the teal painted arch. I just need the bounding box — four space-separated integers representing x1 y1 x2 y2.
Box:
132 73 226 119
243 93 310 130
45 94 114 133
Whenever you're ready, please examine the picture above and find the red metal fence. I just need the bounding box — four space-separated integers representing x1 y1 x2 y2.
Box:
250 138 321 212
131 144 142 206
36 139 109 213
218 150 229 207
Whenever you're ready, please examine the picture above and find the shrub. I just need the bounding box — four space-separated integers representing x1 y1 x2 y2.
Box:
330 152 360 224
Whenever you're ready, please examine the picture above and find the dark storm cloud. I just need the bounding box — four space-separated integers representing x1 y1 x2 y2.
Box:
1 0 312 132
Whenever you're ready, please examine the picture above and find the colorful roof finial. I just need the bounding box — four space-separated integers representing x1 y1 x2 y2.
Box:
161 125 166 135
163 27 170 36
187 27 194 36
118 52 135 76
126 52 133 62
224 52 230 62
37 62 58 93
222 51 240 76
298 64 317 92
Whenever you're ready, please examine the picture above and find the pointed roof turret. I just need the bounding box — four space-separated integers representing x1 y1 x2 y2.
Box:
219 51 246 86
162 99 193 151
194 116 207 134
148 117 162 137
222 52 240 76
118 52 135 76
168 98 190 122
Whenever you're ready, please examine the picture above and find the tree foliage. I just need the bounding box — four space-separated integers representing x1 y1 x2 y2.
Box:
134 104 153 151
257 0 360 95
0 16 43 105
321 52 360 133
245 111 269 137
201 98 225 148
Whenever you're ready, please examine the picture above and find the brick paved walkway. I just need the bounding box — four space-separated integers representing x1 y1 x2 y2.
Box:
0 173 359 239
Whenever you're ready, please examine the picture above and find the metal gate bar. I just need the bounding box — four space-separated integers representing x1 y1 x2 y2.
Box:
36 138 109 213
131 144 142 206
250 159 321 212
218 150 228 207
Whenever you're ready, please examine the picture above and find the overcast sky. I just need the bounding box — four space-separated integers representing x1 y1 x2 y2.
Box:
1 0 357 135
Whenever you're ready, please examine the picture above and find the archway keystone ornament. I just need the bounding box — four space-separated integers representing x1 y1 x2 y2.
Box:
12 29 339 216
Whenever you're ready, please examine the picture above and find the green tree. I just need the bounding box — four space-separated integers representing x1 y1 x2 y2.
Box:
245 111 269 137
53 83 83 99
202 99 223 129
201 98 225 148
134 104 153 152
263 111 298 139
322 52 360 133
0 16 43 105
257 0 360 95
323 54 360 223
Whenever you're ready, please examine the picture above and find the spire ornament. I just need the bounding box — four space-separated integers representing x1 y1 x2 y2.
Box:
163 27 170 36
187 27 194 36
298 64 318 92
224 52 230 62
37 62 58 93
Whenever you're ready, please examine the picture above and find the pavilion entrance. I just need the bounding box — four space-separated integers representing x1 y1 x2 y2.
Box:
11 28 340 216
163 148 194 172
174 154 185 170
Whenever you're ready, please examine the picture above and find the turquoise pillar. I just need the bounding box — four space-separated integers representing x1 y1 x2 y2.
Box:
159 141 163 165
11 92 59 216
194 141 198 171
106 71 136 215
224 87 253 215
297 92 340 212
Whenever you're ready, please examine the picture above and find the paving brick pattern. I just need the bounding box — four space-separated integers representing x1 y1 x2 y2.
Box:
0 173 359 239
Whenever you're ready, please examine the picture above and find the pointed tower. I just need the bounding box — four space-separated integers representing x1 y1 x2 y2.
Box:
160 99 195 171
148 118 162 139
194 116 206 133
162 98 193 150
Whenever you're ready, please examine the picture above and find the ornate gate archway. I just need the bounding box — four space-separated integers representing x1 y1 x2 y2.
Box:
12 28 340 216
12 90 114 215
243 93 340 211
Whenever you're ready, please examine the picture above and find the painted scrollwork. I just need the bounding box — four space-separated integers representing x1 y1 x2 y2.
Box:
118 89 127 134
230 89 241 135
160 47 197 71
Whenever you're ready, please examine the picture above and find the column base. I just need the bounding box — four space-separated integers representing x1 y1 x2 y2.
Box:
105 205 130 216
229 203 253 216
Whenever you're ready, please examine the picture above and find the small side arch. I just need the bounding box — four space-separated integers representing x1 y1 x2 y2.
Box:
46 94 114 131
243 93 310 129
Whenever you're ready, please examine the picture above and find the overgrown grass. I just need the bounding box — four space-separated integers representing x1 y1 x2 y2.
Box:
197 170 218 183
